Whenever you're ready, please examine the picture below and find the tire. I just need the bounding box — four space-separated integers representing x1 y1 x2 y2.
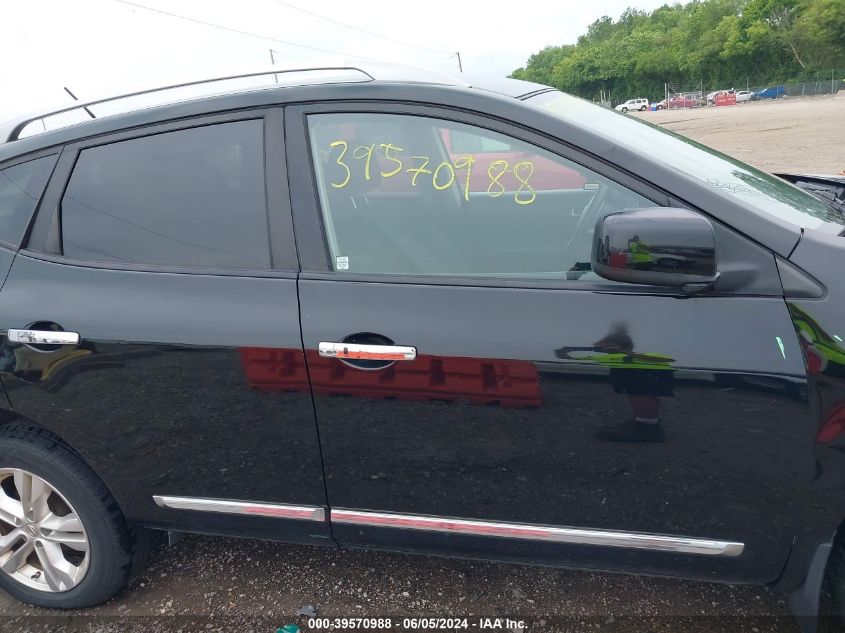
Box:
639 106 646 111
656 105 664 110
0 426 140 608
621 107 628 113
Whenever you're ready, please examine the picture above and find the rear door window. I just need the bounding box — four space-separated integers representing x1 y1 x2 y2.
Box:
61 120 270 269
0 155 57 247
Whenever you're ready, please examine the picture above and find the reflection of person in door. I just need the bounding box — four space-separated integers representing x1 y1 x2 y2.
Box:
555 322 675 443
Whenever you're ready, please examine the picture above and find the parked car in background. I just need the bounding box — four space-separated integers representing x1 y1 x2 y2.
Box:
753 86 786 100
706 89 734 106
657 93 701 109
615 98 649 113
736 90 753 103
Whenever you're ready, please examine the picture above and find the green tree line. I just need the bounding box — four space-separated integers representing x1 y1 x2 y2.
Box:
510 0 845 102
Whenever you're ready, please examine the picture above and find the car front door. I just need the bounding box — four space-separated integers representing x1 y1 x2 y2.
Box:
0 110 329 542
287 103 809 583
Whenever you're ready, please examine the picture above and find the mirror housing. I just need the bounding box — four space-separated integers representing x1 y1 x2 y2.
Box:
592 208 718 290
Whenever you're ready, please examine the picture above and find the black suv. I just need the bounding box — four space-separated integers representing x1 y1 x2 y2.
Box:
0 66 844 627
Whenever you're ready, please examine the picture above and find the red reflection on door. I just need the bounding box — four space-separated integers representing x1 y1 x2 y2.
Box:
239 348 542 408
817 402 845 443
239 348 309 392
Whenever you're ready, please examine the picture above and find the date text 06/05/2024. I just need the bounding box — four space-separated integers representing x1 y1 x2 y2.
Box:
304 617 528 630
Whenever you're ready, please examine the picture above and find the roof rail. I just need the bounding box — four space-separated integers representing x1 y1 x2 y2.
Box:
4 66 375 143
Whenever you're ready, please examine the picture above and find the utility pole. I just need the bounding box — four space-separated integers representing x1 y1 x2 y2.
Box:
270 49 278 84
63 87 96 119
455 52 463 73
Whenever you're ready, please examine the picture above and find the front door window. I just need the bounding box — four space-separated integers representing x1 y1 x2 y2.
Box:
307 113 652 280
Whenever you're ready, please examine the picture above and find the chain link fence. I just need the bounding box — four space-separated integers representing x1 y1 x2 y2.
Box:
713 71 844 101
596 71 844 108
773 78 843 98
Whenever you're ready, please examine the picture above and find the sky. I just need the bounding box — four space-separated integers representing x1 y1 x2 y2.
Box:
0 0 670 124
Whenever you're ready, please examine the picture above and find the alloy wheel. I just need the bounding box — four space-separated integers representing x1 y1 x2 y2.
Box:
0 468 89 592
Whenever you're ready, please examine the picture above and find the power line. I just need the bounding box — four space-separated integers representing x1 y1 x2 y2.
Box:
267 0 454 57
114 0 381 61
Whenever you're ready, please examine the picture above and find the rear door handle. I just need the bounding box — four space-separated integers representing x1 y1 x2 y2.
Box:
7 329 80 346
318 342 416 361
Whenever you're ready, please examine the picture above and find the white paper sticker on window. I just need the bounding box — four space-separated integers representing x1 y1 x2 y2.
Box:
336 255 349 270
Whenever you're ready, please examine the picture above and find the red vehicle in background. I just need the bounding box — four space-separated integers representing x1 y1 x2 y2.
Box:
656 93 702 109
439 128 586 191
713 91 737 106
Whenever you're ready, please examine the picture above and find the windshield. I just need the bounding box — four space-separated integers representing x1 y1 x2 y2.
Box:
527 90 842 231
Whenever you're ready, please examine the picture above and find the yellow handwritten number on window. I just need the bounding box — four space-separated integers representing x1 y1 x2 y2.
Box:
380 143 404 178
453 155 476 201
353 144 376 180
406 156 432 186
329 141 350 189
327 140 535 205
513 161 536 205
487 160 509 198
432 161 455 191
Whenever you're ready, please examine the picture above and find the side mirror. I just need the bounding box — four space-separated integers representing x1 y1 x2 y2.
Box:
592 208 718 291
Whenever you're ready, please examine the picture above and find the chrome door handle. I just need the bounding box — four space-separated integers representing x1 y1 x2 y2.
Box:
318 342 416 361
7 329 80 345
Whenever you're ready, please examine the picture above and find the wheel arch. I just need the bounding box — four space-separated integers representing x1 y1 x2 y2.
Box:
0 412 132 522
0 410 154 607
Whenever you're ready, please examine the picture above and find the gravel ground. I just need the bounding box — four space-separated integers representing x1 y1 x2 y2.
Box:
1 535 840 633
631 93 845 175
2 93 845 633
0 529 842 632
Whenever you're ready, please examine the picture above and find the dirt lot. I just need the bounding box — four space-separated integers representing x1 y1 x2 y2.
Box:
632 93 845 175
2 95 845 633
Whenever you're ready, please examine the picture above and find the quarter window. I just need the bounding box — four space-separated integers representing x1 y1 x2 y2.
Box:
61 120 270 269
308 113 653 279
0 155 57 247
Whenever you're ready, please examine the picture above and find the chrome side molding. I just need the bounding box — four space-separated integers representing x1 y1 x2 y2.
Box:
331 509 744 557
152 496 325 522
152 496 743 557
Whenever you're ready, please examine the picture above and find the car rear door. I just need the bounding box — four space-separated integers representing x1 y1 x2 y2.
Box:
0 151 60 407
287 102 810 583
0 110 330 542
0 150 58 291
